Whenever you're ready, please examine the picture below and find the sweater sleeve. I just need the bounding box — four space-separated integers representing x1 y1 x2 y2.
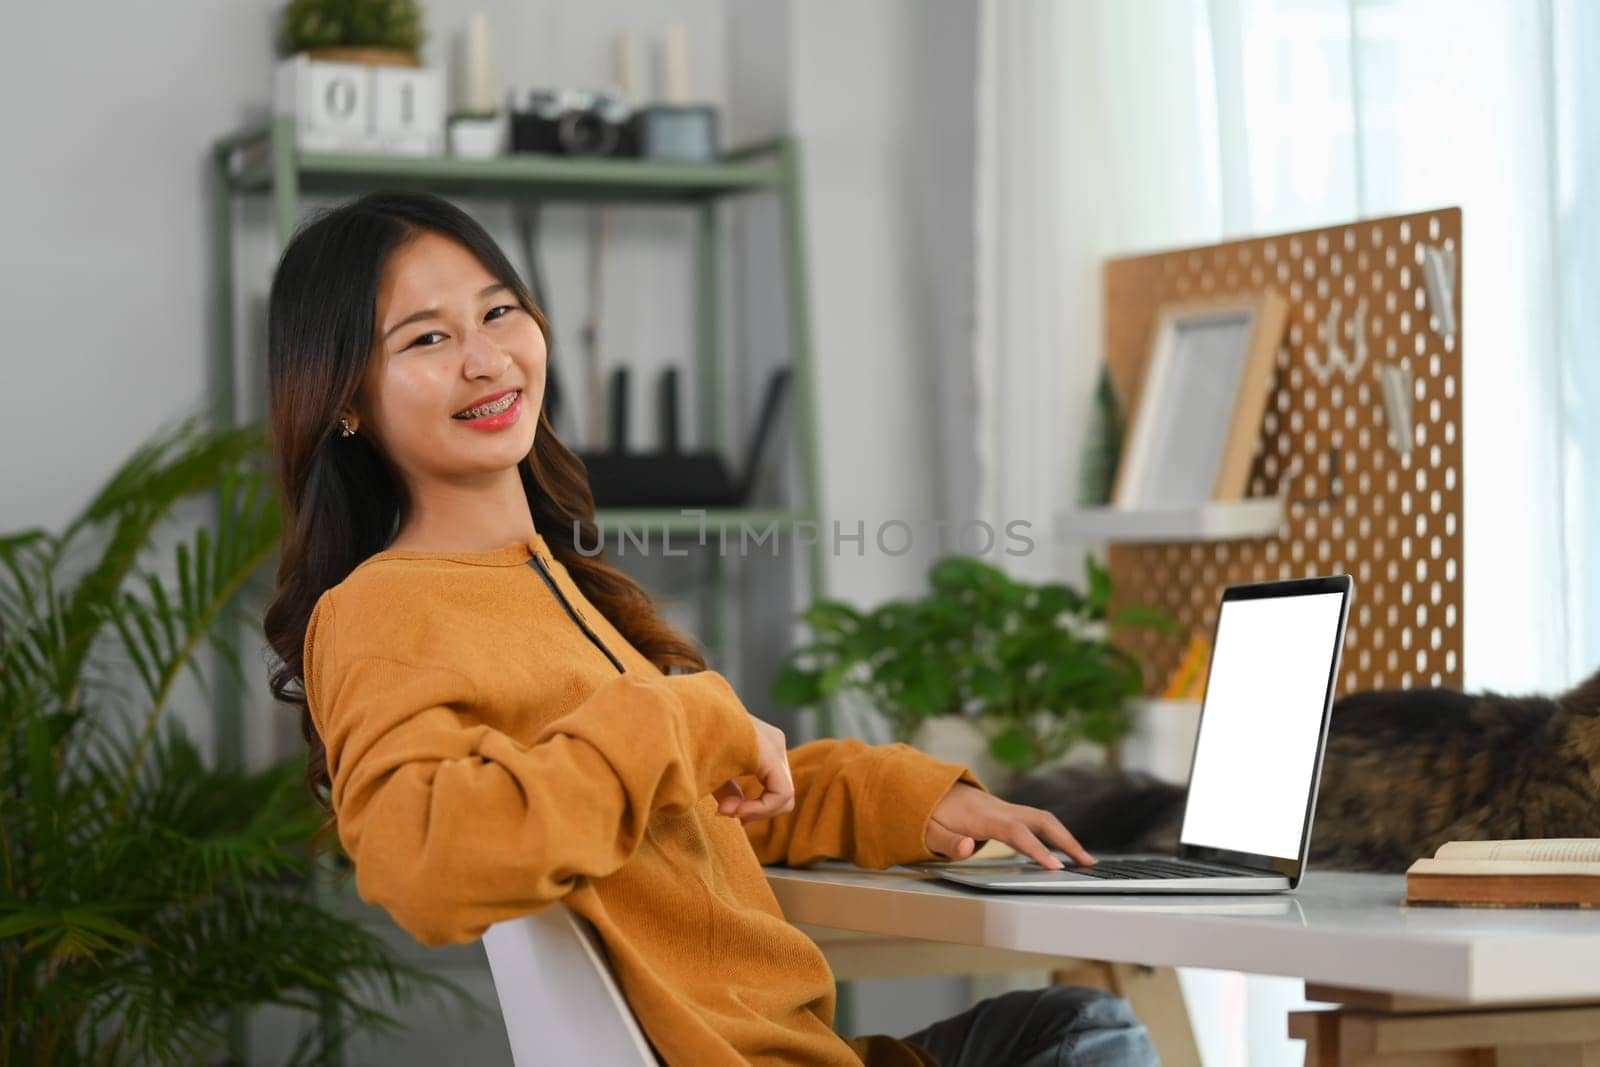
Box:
736 737 989 870
304 603 760 947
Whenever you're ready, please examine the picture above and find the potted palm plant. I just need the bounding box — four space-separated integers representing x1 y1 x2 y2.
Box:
0 412 474 1065
771 554 1177 792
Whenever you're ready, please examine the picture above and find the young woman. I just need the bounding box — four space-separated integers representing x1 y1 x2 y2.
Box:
262 191 1158 1067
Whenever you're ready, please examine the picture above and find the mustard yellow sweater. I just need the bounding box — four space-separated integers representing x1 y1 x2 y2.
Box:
301 526 988 1066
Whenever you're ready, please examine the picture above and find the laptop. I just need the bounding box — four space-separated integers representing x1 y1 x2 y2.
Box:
933 574 1352 894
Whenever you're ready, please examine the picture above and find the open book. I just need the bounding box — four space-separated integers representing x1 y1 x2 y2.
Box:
1406 839 1600 908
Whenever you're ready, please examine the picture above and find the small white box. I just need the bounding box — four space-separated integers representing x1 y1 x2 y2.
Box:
274 53 443 156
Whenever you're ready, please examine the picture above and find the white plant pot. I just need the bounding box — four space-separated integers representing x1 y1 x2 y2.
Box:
448 115 505 158
1118 698 1203 784
908 716 1016 795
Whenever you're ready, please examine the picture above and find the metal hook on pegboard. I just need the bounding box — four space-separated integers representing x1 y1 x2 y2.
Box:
1308 297 1370 385
1421 243 1457 341
1378 361 1415 462
1282 449 1342 507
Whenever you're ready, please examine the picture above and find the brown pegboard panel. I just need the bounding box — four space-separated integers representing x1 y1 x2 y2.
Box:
1104 208 1464 697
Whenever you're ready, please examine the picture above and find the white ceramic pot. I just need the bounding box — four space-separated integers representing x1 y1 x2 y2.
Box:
448 115 505 158
908 716 1016 794
1117 698 1203 784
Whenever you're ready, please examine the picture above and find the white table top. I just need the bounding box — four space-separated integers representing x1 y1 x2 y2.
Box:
765 863 1600 1005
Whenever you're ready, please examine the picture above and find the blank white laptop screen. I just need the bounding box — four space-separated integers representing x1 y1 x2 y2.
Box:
1178 591 1347 860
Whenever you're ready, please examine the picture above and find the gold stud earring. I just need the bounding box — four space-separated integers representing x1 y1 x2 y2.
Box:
339 417 356 438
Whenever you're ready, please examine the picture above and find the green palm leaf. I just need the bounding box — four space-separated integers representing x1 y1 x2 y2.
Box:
103 463 281 824
2 412 472 1065
54 412 269 704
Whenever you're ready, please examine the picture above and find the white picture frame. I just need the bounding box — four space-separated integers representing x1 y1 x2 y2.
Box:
1112 293 1289 510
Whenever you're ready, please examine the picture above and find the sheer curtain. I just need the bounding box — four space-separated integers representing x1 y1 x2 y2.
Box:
978 0 1595 693
1217 0 1584 693
975 0 1224 585
975 0 1599 1062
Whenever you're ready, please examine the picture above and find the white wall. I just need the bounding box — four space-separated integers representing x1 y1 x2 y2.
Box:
2 2 276 529
721 0 982 742
788 0 979 601
735 0 985 1042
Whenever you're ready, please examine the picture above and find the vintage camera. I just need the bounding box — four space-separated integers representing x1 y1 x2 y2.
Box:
509 89 636 158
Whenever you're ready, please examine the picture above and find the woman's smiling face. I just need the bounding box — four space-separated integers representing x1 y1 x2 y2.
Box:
357 229 547 493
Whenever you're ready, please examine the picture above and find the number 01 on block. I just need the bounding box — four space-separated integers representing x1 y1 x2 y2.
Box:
274 53 444 156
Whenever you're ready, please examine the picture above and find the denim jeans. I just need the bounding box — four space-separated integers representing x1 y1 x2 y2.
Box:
898 984 1161 1067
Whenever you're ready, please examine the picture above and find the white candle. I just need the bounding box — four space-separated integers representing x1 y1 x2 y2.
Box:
614 30 639 104
465 12 497 113
663 22 689 105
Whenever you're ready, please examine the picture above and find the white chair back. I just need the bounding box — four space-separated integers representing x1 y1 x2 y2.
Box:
481 905 659 1066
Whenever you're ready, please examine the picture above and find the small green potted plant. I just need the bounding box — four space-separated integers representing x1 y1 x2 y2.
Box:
771 554 1177 791
279 0 426 66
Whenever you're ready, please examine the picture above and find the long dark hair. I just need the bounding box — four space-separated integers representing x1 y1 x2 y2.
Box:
262 191 706 856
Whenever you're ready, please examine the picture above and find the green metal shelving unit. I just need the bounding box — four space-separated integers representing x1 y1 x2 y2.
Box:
208 115 849 1058
211 115 830 725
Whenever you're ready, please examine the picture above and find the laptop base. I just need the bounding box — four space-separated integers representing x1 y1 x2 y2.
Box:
928 852 1292 894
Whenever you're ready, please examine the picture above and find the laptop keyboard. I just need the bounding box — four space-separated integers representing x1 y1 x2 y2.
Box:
1042 858 1245 880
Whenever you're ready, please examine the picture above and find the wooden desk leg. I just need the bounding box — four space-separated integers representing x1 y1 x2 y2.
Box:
1289 991 1600 1066
1051 962 1202 1067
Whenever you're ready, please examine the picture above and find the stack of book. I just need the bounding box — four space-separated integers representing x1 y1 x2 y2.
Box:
1406 839 1600 908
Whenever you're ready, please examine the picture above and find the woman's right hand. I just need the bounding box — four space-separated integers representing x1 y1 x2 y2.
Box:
712 716 795 823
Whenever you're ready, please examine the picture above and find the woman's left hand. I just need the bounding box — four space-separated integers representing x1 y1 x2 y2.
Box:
923 782 1095 870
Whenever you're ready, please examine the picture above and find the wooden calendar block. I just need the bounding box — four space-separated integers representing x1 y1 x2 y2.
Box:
371 66 444 155
274 53 443 156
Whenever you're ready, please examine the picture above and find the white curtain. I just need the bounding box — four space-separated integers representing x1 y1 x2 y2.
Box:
975 0 1224 585
975 0 1600 1062
976 0 1598 691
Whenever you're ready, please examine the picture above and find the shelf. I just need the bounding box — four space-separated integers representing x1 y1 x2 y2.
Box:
220 120 784 202
1054 497 1285 543
209 110 843 1050
208 114 829 681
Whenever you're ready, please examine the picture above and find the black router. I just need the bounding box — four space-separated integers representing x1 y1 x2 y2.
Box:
575 365 792 509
